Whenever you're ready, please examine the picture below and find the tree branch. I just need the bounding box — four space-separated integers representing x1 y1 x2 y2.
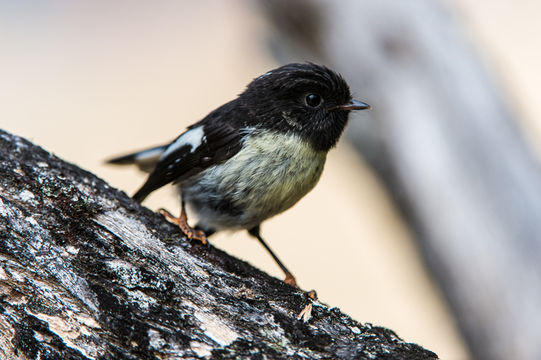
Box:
0 129 436 359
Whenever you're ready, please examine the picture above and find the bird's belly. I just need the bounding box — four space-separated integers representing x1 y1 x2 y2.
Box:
181 132 326 230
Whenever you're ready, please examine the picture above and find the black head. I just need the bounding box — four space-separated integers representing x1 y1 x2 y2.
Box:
239 63 369 151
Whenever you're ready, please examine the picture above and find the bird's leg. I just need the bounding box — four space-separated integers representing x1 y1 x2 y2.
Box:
246 226 318 321
159 200 207 245
248 225 297 287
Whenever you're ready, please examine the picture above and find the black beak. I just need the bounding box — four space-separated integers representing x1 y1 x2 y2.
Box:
330 99 371 111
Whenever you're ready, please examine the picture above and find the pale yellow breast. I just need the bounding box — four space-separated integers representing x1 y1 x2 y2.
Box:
225 130 327 227
184 130 327 230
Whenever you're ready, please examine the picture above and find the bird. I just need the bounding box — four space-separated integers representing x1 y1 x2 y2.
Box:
107 63 370 287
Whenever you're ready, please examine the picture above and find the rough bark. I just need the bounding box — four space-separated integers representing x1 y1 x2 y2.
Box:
258 0 541 359
0 129 436 359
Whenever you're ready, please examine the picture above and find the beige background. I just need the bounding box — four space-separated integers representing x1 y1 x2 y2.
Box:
2 2 539 359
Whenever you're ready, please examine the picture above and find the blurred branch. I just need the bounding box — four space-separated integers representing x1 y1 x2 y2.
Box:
0 129 436 359
259 0 541 359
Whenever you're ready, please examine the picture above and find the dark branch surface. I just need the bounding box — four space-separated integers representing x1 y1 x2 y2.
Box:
0 129 437 359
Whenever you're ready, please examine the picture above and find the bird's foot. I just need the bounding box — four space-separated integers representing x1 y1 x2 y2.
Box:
305 290 317 300
284 273 297 287
159 208 208 245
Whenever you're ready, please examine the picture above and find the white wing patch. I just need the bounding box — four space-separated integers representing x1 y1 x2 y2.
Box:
160 126 205 160
134 147 166 162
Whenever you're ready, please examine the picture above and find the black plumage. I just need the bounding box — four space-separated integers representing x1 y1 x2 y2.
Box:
107 63 370 286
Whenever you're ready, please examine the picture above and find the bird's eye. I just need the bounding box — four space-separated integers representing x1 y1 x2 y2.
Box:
305 93 322 108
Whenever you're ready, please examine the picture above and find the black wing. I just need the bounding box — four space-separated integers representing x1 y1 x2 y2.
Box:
132 105 246 202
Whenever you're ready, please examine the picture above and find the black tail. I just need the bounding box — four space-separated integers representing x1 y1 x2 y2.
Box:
132 186 152 203
106 145 168 173
131 167 172 203
106 152 140 165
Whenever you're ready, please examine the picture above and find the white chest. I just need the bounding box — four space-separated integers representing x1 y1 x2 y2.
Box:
182 131 327 230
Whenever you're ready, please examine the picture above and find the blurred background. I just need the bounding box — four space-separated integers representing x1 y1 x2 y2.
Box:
2 1 541 359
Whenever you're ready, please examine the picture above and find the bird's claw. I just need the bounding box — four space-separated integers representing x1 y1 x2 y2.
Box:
159 208 208 245
284 273 298 287
186 228 208 245
305 290 317 300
